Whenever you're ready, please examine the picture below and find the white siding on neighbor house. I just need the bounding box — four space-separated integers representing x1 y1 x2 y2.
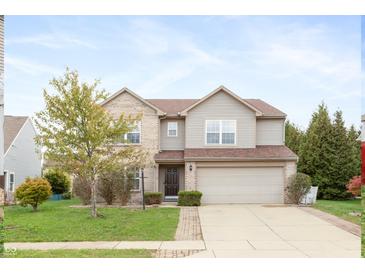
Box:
160 119 185 150
256 118 285 145
185 91 256 148
4 119 42 192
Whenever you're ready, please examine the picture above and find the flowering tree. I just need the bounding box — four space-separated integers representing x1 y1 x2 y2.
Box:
346 176 362 197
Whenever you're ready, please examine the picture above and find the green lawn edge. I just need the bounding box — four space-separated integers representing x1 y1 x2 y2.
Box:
1 249 153 258
313 199 362 225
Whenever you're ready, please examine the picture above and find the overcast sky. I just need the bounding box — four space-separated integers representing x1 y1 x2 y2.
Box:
4 16 361 129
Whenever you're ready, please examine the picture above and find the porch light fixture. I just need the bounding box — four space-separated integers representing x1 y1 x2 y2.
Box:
189 164 193 171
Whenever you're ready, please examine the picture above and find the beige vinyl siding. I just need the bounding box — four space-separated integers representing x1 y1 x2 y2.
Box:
185 91 256 148
256 118 285 145
102 91 160 193
160 119 185 150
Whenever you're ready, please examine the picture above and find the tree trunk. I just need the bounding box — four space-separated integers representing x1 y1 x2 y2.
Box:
90 180 97 217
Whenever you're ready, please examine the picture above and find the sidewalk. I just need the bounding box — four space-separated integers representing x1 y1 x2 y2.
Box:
5 240 206 251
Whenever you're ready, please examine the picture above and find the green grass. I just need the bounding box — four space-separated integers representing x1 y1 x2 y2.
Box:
1 249 153 258
4 199 180 242
313 199 362 225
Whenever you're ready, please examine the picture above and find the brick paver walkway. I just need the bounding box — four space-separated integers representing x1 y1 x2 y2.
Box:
175 207 203 241
155 249 202 258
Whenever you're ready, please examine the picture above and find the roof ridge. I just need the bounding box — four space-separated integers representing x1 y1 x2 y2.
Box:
146 98 198 100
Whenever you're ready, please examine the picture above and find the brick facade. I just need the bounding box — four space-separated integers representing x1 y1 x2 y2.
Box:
185 162 197 190
103 91 160 202
284 160 297 203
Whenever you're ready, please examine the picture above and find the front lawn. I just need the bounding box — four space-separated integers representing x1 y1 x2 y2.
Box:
2 249 152 258
313 199 362 225
4 199 180 242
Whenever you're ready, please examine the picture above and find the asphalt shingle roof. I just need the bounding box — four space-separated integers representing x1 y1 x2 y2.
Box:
4 115 28 152
155 146 297 162
147 98 286 117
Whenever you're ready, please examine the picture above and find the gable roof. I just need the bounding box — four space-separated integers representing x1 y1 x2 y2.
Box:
147 98 285 118
146 99 199 117
103 86 286 118
180 86 263 116
4 115 28 152
100 87 165 115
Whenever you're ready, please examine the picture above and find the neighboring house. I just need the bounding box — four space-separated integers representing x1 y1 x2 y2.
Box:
3 116 42 201
0 15 4 212
101 86 297 204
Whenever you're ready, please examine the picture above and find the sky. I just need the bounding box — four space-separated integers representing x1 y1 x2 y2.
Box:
361 16 365 114
4 16 362 129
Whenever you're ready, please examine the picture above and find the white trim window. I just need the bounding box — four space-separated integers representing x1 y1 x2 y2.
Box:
9 172 15 192
133 169 141 190
167 122 178 137
206 120 236 145
206 120 220 144
125 121 141 144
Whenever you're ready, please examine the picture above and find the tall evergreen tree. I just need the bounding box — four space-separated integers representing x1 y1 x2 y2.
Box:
285 120 304 155
298 103 333 198
347 124 361 176
324 110 352 199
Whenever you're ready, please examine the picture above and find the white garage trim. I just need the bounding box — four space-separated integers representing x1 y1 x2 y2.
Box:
196 161 286 168
197 166 284 204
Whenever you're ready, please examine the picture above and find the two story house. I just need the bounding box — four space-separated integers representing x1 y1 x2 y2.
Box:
101 86 297 204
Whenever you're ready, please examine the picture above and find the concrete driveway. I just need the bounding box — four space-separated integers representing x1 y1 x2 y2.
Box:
190 204 360 258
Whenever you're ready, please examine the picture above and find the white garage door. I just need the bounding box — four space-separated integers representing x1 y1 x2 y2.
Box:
197 167 284 204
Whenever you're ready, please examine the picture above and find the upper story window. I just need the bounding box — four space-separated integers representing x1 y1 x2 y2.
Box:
125 121 141 144
206 120 236 145
167 122 178 137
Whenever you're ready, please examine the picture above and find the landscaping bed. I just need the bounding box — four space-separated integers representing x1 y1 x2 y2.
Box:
1 249 152 258
4 199 180 242
313 199 362 225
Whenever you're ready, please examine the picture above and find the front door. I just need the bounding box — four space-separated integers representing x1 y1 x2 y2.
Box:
165 167 179 196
